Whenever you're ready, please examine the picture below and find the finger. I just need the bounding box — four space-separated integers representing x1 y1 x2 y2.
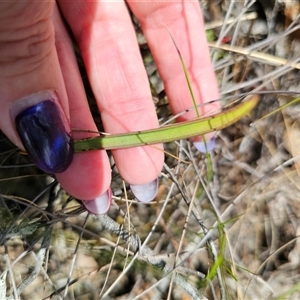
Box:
0 2 111 204
0 2 68 144
52 6 111 201
128 1 220 139
58 1 164 187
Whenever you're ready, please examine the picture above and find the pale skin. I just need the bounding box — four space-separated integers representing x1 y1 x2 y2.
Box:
0 1 219 201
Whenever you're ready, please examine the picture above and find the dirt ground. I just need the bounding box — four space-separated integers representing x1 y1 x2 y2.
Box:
1 1 300 299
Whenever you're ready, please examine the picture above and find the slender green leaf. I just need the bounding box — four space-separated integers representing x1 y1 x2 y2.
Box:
74 95 259 152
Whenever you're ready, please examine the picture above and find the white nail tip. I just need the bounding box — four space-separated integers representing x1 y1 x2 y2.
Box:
82 188 112 215
130 179 158 203
193 138 216 153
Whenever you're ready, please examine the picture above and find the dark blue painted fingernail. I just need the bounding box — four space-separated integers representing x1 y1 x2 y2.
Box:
14 98 74 173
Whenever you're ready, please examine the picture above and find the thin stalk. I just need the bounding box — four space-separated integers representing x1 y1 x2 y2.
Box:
74 95 259 152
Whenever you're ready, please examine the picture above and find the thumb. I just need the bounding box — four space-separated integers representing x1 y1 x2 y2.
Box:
0 2 112 208
0 2 73 173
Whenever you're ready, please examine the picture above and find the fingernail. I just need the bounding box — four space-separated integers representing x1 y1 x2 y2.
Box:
193 137 216 153
10 91 74 173
82 188 112 214
130 178 158 203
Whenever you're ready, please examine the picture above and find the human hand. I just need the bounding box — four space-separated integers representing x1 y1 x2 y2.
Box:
0 1 219 214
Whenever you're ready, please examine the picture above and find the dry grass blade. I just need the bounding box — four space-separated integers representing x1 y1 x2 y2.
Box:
209 42 300 70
